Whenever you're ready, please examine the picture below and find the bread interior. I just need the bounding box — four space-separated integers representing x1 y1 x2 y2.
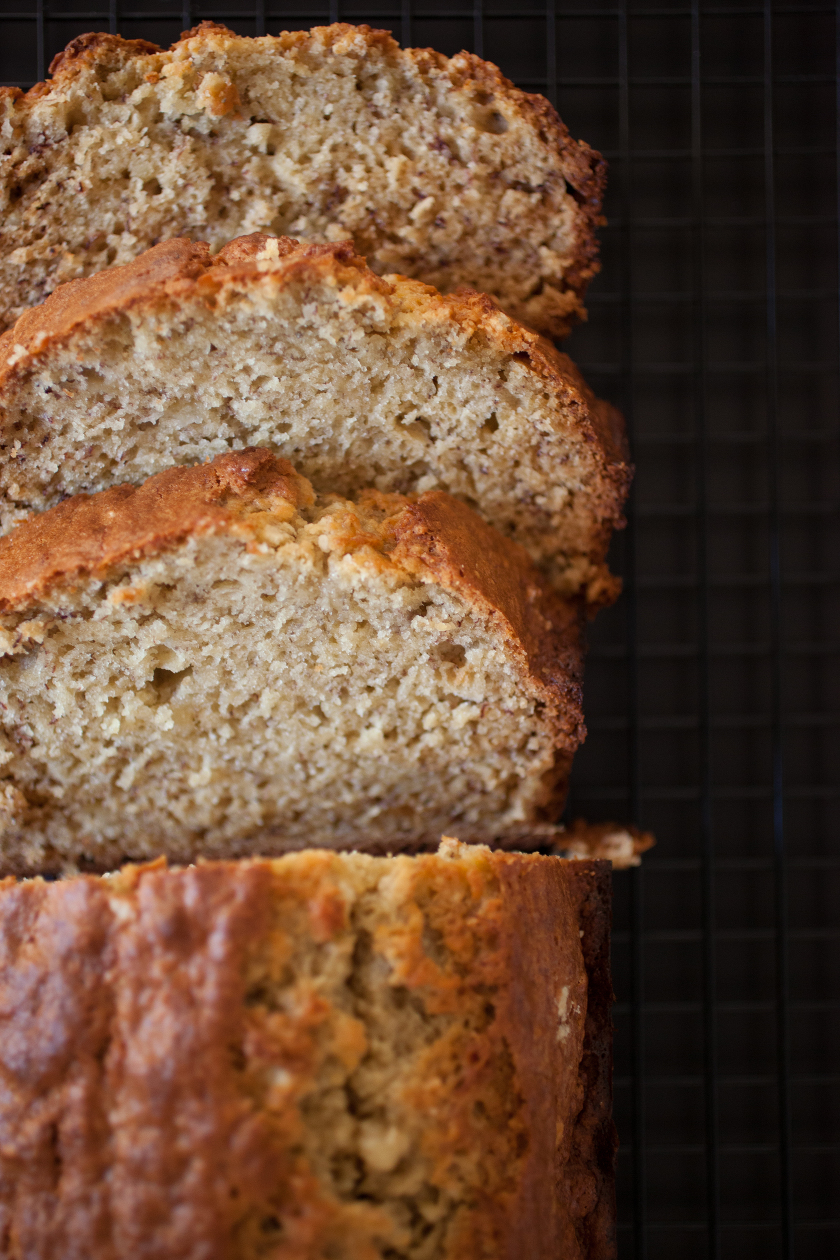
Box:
0 26 595 336
1 268 610 593
0 497 563 872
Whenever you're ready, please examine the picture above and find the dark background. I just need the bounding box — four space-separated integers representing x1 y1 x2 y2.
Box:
1 2 837 1257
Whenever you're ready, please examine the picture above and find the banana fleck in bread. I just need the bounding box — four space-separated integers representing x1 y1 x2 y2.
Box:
0 448 586 875
0 840 616 1260
0 233 630 604
0 21 605 339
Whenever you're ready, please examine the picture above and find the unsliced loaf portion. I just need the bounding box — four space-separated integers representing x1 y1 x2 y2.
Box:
0 21 605 339
0 233 630 603
0 841 616 1260
0 448 585 875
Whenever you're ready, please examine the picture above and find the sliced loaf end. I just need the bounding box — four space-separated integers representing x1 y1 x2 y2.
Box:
0 840 615 1259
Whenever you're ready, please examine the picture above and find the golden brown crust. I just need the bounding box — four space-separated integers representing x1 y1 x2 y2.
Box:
5 237 400 377
490 854 615 1258
389 491 585 753
0 448 312 611
0 860 286 1258
47 31 162 79
0 235 341 379
0 237 212 369
0 848 614 1258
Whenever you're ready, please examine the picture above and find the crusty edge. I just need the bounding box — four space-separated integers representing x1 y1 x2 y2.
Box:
0 236 347 379
0 859 287 1256
493 855 615 1259
388 489 586 755
0 237 214 372
47 29 162 78
0 448 312 611
568 859 618 1259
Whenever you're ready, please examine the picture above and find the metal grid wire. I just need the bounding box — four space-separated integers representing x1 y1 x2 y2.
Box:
0 2 837 1256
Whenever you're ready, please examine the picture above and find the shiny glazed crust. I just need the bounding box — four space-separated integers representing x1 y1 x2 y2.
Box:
0 844 616 1258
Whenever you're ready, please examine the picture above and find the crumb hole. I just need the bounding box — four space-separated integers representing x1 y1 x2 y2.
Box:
438 643 466 667
483 111 509 134
150 666 193 704
405 416 436 442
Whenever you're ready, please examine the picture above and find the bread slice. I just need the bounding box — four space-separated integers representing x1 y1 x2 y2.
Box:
0 21 606 340
0 233 630 605
0 448 586 875
0 840 616 1259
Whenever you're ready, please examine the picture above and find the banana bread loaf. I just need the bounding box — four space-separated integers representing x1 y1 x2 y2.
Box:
0 840 616 1259
0 233 630 604
0 21 605 339
0 448 585 875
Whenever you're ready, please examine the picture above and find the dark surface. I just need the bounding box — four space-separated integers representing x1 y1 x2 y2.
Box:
1 3 837 1258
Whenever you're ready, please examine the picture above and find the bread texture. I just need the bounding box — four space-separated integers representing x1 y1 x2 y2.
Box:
0 840 616 1260
0 448 586 875
0 21 605 339
0 233 630 604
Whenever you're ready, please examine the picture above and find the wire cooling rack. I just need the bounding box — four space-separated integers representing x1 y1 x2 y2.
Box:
1 3 838 1257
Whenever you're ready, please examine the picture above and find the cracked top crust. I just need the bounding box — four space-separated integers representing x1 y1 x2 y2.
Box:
0 842 616 1258
0 21 605 337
